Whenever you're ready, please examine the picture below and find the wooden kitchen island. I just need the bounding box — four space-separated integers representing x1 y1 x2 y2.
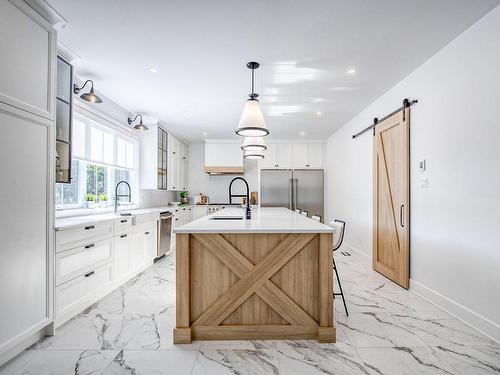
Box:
173 207 336 344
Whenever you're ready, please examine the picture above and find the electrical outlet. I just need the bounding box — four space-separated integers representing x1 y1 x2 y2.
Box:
420 177 428 189
419 159 426 172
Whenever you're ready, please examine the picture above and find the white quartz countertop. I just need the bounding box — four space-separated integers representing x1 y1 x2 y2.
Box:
174 207 335 234
54 205 182 230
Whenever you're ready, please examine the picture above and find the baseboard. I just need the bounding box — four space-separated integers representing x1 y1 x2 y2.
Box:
410 279 500 344
0 328 45 366
341 243 500 344
343 243 371 263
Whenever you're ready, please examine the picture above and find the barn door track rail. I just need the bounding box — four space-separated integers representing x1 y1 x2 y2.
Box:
351 98 418 139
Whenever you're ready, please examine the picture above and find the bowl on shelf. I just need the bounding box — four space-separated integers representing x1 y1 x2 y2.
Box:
169 201 181 206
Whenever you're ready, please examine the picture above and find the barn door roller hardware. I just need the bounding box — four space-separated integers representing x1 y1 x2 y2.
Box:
352 98 418 139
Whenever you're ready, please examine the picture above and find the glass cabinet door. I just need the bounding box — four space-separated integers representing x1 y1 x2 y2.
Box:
56 100 70 142
55 55 73 183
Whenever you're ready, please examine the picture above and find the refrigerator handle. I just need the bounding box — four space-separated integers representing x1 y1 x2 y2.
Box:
288 179 293 210
293 178 298 211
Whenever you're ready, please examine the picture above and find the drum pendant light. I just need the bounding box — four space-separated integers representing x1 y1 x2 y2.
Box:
236 62 269 137
244 149 264 159
241 136 266 151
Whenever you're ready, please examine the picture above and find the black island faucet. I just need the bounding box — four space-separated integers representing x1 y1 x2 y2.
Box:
229 177 251 219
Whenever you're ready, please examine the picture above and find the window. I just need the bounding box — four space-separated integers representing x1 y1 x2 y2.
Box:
55 112 137 210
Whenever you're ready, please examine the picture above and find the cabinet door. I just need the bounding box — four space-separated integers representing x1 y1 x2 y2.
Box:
292 144 308 168
259 143 276 168
114 234 131 279
131 231 146 268
167 154 180 191
0 0 56 119
0 111 50 351
181 157 188 190
143 224 157 260
169 134 181 156
307 143 323 168
276 144 293 168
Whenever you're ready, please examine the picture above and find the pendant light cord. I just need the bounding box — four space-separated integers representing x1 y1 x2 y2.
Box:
251 67 254 96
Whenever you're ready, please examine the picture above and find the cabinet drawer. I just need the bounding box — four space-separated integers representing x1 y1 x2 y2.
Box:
56 238 113 286
56 263 113 319
56 220 113 252
114 217 132 235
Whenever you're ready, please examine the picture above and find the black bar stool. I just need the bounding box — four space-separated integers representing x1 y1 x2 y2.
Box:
328 219 349 316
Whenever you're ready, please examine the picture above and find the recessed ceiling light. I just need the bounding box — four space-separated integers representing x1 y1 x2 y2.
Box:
315 111 322 117
148 67 158 73
299 131 306 136
346 68 356 75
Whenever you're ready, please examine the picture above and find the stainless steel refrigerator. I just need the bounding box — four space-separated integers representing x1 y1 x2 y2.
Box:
260 169 324 219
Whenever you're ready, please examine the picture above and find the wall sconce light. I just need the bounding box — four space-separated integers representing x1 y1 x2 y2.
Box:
73 80 103 103
127 113 148 131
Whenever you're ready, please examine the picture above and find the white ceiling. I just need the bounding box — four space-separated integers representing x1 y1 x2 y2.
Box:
48 0 499 141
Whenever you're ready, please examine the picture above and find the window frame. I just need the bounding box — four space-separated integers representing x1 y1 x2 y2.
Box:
55 108 139 211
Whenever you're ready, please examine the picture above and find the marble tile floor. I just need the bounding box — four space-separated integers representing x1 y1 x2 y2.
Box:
1 249 499 375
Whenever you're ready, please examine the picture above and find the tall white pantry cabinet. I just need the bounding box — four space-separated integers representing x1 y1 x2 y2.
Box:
0 0 58 365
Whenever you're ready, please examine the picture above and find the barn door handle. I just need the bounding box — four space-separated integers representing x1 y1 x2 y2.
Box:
400 205 404 228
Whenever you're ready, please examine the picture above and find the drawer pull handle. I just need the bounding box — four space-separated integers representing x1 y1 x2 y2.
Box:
120 219 128 223
84 271 95 278
120 234 128 238
85 244 95 249
85 225 95 230
145 231 150 235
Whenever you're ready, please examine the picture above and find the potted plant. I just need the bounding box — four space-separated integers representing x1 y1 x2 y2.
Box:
98 193 108 208
180 191 189 205
86 193 96 208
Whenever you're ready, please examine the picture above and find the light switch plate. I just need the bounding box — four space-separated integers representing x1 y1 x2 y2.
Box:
419 159 426 172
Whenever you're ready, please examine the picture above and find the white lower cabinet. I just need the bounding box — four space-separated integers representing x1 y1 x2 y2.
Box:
113 233 131 281
131 222 157 269
56 238 113 286
56 263 113 319
144 224 158 260
131 231 147 268
54 218 158 326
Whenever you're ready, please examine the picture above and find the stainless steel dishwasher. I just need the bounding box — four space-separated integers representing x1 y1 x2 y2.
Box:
157 211 173 259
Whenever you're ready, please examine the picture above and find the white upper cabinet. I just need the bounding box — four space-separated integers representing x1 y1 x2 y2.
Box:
0 0 56 120
167 134 188 191
260 143 293 169
291 144 308 168
259 143 276 169
307 143 323 168
260 143 323 169
140 126 188 191
292 143 323 168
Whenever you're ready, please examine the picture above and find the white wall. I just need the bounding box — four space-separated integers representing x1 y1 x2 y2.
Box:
188 143 259 203
325 5 500 342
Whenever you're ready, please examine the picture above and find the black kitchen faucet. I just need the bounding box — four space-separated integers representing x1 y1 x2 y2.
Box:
228 177 251 219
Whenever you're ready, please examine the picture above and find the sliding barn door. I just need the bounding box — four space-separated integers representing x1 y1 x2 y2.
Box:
373 108 410 288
